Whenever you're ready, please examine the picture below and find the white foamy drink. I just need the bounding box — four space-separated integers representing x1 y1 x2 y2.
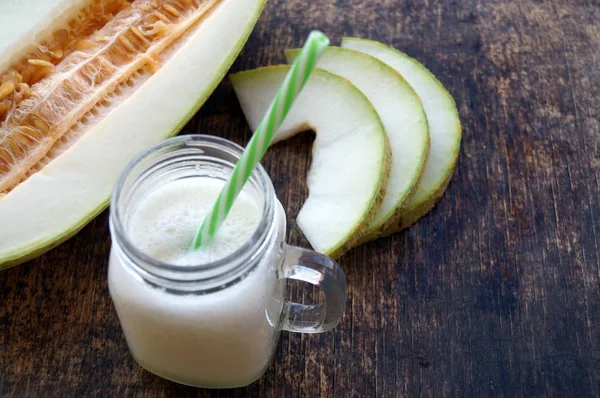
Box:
109 177 286 387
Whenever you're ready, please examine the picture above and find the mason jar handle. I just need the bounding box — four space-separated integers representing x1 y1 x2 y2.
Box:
279 245 347 333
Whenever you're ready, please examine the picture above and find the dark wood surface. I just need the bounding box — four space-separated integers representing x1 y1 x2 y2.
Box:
2 0 600 396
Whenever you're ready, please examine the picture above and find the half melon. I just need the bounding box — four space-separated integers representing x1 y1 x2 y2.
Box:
0 0 267 269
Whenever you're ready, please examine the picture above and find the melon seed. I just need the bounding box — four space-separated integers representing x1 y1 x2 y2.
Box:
0 148 12 167
0 82 15 100
32 117 50 133
76 39 95 50
6 137 25 158
13 130 35 146
19 126 43 140
154 11 171 23
163 4 182 17
119 36 136 53
51 49 64 59
131 26 149 43
28 59 55 68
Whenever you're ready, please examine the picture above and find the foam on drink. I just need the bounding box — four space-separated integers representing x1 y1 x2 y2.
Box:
127 177 261 264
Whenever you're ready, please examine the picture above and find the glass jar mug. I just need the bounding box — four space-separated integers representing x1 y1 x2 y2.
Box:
108 135 347 388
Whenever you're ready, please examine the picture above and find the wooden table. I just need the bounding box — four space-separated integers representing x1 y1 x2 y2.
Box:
2 0 600 396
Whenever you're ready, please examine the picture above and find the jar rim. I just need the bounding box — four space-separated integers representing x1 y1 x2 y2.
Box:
110 135 276 277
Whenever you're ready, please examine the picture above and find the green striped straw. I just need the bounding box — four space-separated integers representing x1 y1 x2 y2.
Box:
191 30 330 250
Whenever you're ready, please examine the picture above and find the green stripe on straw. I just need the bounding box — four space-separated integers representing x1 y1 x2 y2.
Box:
191 30 330 250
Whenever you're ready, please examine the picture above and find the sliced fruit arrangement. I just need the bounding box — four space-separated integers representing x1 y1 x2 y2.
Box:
285 47 429 242
341 38 462 234
233 39 461 257
0 0 267 269
231 66 391 258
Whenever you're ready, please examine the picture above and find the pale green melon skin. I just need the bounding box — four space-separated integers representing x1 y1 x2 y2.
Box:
0 0 267 270
341 38 462 237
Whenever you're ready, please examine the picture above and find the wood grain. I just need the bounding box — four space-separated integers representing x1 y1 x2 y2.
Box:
2 0 600 396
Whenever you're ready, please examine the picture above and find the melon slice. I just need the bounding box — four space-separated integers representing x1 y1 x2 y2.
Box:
230 66 390 258
286 47 429 242
0 0 267 269
342 38 461 232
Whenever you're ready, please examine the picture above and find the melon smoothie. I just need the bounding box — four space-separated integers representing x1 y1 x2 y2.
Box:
108 136 347 388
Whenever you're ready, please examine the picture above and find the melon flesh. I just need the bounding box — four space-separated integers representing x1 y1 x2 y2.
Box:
231 66 391 258
286 47 429 241
342 38 461 232
0 0 267 269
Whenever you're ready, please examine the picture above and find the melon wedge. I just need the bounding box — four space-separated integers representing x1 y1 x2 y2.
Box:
342 38 461 233
0 0 267 269
286 47 429 242
230 66 390 258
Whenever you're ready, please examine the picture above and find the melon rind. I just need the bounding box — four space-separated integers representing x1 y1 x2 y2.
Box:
0 0 268 269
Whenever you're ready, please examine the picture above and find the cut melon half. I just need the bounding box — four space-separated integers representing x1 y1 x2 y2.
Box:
342 38 462 233
286 47 429 242
230 66 391 258
0 0 267 269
